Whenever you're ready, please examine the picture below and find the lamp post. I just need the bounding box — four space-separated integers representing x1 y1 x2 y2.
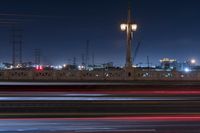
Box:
121 5 137 68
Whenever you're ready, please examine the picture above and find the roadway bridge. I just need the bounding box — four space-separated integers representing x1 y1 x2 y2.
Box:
0 68 200 81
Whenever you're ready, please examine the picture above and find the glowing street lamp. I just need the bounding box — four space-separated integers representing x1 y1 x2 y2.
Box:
131 24 137 31
120 24 127 31
120 24 137 32
120 5 138 68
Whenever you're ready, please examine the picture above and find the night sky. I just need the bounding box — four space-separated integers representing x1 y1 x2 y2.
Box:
0 0 200 66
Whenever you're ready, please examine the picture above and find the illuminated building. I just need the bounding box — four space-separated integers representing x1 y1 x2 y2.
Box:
160 58 177 70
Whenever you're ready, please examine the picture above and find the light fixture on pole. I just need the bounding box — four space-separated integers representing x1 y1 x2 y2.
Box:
120 2 137 68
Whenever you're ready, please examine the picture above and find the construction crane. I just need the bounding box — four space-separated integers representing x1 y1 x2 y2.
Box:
133 40 141 64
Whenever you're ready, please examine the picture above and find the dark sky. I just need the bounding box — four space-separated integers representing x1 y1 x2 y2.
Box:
0 0 200 66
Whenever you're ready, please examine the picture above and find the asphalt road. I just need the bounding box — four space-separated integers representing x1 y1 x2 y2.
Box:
1 117 200 133
0 82 200 132
1 94 200 117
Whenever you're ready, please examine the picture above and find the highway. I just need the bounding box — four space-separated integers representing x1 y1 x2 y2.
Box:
0 82 200 132
1 117 200 133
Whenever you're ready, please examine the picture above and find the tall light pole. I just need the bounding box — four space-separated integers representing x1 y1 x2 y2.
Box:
121 2 137 68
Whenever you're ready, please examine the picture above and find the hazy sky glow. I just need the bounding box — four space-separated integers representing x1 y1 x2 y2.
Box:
0 0 200 66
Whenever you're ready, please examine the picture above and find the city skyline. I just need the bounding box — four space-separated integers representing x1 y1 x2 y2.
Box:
0 0 199 66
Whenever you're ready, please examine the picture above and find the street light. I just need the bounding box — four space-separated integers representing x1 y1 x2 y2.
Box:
120 2 138 68
120 22 137 68
191 59 196 64
120 24 138 32
120 24 127 31
131 24 137 31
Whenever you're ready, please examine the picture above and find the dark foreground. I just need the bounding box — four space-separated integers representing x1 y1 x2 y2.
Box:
1 81 200 132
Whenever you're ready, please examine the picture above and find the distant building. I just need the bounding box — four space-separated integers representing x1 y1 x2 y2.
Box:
102 62 114 68
22 62 34 68
62 64 77 70
160 58 177 70
2 63 13 69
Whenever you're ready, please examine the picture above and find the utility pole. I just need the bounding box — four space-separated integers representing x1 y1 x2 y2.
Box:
12 26 23 67
81 54 85 66
147 56 150 74
147 56 150 68
86 40 89 67
92 52 95 67
34 49 41 65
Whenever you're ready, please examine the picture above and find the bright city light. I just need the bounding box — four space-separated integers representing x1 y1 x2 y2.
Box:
120 24 127 31
121 24 137 31
131 24 137 31
184 68 190 72
59 65 63 69
191 59 196 64
36 65 44 71
78 65 85 70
